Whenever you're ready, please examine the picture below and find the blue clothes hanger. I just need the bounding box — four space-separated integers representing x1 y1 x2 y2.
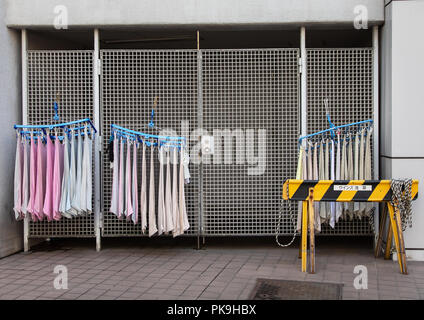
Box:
110 123 186 149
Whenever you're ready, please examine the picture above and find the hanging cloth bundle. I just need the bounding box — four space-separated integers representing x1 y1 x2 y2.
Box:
13 118 97 221
140 143 147 233
293 118 374 229
108 123 190 237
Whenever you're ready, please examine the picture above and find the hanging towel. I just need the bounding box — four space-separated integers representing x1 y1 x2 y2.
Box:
66 133 78 217
296 147 304 231
358 129 366 216
318 140 326 221
110 132 119 216
353 132 360 214
59 135 71 218
157 147 165 235
335 135 342 223
341 138 348 219
13 135 23 220
34 135 46 220
43 134 54 221
131 142 138 225
52 134 64 221
140 143 147 233
148 146 157 237
71 134 83 214
86 131 93 214
313 142 321 232
80 129 88 214
125 141 133 220
27 134 37 221
324 139 330 223
118 138 125 219
329 140 336 228
365 127 373 216
183 149 191 184
307 144 312 180
21 137 30 219
180 147 190 232
165 149 173 233
172 148 181 237
347 136 354 219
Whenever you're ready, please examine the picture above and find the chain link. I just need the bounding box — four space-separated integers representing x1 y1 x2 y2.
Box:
275 182 298 247
390 179 413 231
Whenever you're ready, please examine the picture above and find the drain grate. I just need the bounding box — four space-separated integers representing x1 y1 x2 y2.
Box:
249 279 343 300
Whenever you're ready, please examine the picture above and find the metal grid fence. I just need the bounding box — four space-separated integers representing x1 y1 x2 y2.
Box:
25 47 374 239
307 48 374 235
202 49 300 235
100 50 199 236
27 50 95 237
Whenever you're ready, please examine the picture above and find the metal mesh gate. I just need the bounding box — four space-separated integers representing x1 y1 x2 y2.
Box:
202 49 300 235
307 48 374 235
100 50 199 236
25 47 374 239
27 50 95 237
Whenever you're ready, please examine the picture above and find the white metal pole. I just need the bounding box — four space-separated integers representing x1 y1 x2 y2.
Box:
93 29 101 251
372 25 380 245
21 29 30 253
300 27 307 140
372 26 379 180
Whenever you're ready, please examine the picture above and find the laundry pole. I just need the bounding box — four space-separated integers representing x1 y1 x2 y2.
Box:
21 29 29 253
93 28 101 252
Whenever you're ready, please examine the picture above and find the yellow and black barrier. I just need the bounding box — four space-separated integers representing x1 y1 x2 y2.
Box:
282 179 419 275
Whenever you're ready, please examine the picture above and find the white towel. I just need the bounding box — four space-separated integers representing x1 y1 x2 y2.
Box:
148 146 157 237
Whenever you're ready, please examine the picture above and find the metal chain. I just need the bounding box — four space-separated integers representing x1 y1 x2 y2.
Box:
390 179 413 231
275 182 298 247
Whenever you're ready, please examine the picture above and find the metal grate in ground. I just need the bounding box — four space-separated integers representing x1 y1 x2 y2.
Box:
249 278 343 300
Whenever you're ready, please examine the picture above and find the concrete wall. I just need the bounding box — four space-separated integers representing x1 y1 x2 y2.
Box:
0 1 23 257
6 0 384 29
380 0 424 261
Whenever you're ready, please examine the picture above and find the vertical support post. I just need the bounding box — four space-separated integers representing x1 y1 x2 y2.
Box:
375 203 387 258
301 200 308 272
372 26 380 249
196 30 203 250
300 27 307 139
308 188 315 274
93 29 101 252
384 222 393 260
21 29 29 253
387 203 404 274
394 205 408 274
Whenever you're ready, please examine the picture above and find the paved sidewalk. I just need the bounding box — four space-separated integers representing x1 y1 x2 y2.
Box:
0 237 423 300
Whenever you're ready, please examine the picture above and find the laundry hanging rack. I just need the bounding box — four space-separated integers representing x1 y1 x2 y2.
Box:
299 99 373 146
14 118 97 137
107 119 190 237
277 99 376 247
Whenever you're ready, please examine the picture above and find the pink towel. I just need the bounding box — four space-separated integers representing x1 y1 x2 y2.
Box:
34 137 46 220
13 135 23 219
43 135 54 221
118 139 124 219
27 135 37 221
52 137 64 220
131 142 138 224
125 142 133 220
